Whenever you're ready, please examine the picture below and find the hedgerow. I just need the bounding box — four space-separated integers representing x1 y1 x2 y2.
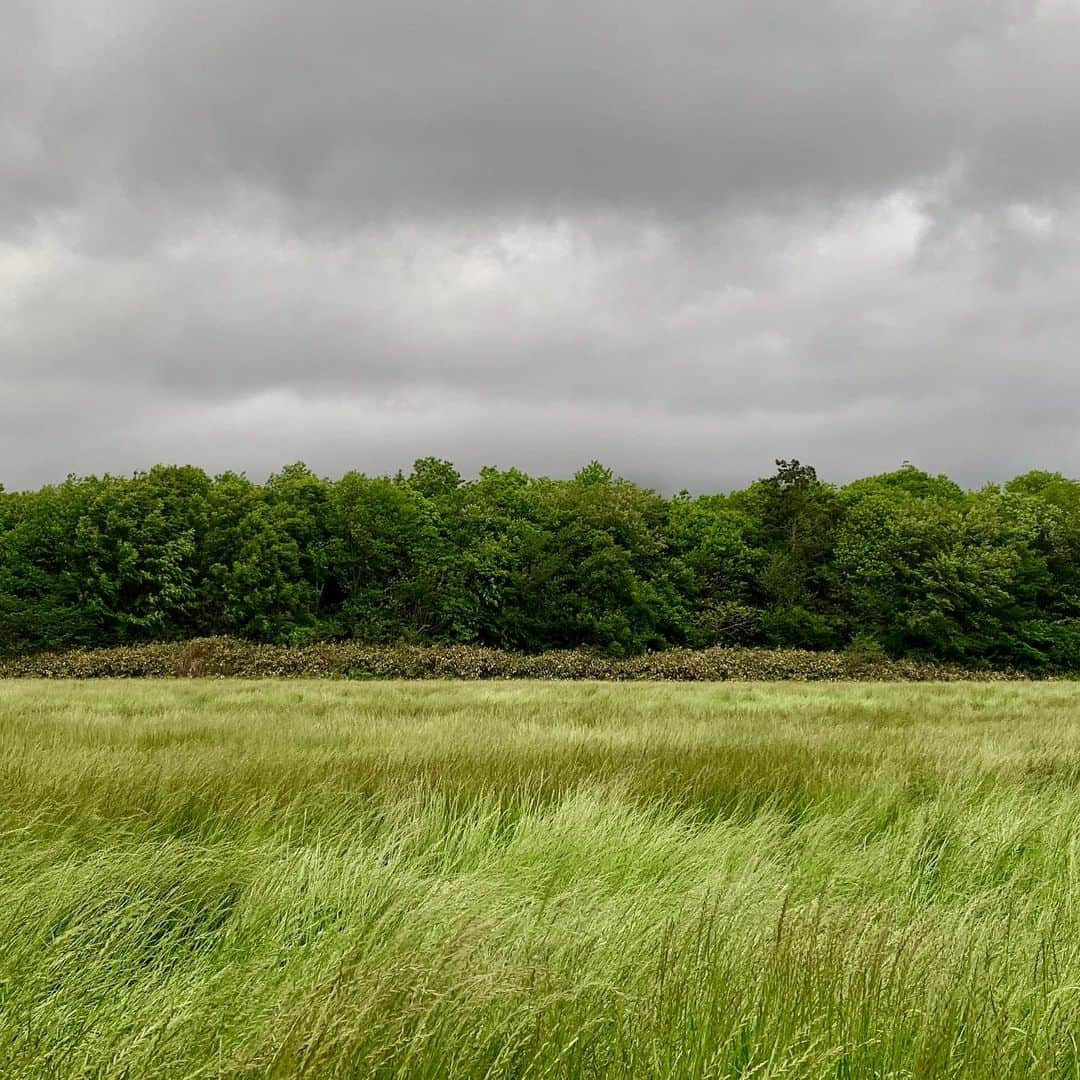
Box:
0 638 1024 681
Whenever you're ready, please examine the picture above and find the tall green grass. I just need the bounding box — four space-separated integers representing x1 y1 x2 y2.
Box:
2 680 1080 1077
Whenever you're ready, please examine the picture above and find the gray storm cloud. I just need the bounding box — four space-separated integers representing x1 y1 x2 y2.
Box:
2 0 1079 491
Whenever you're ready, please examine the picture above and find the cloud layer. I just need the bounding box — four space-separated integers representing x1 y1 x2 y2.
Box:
4 0 1079 490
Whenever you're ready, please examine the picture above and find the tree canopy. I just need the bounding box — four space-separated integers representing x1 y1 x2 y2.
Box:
2 460 1078 670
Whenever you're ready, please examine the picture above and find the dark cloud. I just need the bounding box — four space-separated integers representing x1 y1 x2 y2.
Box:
9 0 1043 225
2 0 1079 491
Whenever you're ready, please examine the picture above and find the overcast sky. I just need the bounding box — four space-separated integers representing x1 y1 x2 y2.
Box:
4 0 1079 493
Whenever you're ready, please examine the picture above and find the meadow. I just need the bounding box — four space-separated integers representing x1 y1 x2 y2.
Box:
3 679 1080 1078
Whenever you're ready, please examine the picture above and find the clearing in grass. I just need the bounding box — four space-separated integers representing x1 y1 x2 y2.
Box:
2 679 1079 1078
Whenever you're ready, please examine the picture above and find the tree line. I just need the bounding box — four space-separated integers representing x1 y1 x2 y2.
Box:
1 459 1078 670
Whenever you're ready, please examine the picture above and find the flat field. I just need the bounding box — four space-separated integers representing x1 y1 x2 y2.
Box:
2 680 1080 1078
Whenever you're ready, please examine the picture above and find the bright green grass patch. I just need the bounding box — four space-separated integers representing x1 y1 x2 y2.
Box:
2 680 1080 1078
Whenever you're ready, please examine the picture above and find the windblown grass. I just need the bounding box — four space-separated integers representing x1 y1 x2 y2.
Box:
2 680 1079 1077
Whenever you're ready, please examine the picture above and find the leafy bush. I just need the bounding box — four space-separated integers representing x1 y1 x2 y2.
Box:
0 638 1024 681
844 632 887 661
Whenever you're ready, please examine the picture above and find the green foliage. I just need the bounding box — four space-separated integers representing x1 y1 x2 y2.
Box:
1 458 1079 669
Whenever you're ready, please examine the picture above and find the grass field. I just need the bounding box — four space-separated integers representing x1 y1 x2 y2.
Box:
3 680 1080 1078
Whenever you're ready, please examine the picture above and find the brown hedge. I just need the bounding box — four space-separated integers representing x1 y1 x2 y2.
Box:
0 638 1025 681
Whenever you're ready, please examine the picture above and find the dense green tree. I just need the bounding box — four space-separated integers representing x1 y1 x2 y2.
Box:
836 489 1009 660
666 493 760 646
328 472 443 641
735 461 844 648
2 458 1079 669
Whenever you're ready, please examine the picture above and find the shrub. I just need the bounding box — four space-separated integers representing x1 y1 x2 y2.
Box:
844 633 887 661
0 638 1026 682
